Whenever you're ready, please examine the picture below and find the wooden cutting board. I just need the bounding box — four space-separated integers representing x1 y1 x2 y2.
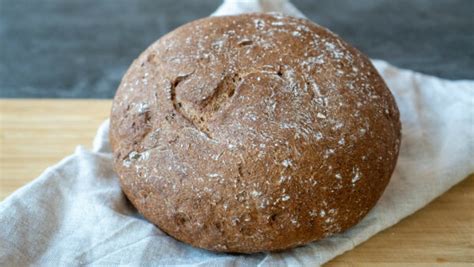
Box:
1 99 472 266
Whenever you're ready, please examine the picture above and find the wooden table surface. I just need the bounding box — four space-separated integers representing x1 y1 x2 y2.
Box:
1 99 473 266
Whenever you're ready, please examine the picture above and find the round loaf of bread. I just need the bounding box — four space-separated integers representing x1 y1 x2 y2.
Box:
110 13 401 253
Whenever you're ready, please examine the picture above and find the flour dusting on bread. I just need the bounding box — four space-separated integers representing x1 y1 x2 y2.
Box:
109 13 401 253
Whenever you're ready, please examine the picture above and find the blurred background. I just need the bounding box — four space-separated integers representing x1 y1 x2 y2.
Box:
1 0 473 98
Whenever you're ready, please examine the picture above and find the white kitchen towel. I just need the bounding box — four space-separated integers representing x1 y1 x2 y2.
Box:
1 0 473 266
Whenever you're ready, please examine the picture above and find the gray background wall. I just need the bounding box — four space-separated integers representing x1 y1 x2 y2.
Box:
1 0 473 98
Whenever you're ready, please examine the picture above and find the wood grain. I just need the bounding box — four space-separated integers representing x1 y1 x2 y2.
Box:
0 99 472 266
0 99 111 200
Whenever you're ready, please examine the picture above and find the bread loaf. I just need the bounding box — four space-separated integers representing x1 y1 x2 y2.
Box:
110 13 401 253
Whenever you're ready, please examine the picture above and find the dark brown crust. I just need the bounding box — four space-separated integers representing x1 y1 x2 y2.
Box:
110 13 401 253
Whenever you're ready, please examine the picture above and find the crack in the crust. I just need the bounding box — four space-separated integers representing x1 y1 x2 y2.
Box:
237 163 244 177
200 73 240 113
170 72 241 140
169 72 213 139
237 39 253 47
169 68 286 141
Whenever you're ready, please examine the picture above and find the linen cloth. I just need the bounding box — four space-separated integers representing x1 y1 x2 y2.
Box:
1 0 473 266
